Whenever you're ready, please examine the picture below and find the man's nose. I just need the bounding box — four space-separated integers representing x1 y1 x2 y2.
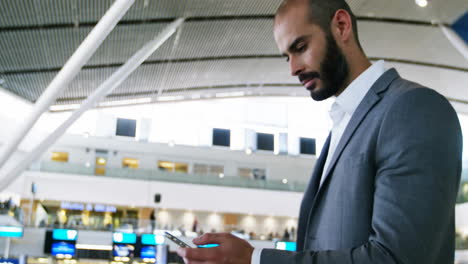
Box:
289 57 304 76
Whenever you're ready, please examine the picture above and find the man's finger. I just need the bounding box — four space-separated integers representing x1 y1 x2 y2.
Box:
177 247 219 261
193 232 230 245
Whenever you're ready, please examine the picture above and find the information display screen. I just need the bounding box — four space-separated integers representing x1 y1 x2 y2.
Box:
140 246 156 258
51 242 76 257
113 244 135 257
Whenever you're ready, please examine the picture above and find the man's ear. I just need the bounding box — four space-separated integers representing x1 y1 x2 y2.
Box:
330 9 353 43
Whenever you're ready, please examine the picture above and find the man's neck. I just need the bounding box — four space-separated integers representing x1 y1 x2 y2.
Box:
336 54 372 96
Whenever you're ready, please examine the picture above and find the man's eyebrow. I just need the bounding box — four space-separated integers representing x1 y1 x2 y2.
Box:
282 35 311 57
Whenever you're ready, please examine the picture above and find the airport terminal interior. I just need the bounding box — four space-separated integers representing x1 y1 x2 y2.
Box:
0 0 467 263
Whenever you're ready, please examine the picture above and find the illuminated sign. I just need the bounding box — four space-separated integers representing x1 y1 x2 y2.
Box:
140 246 156 258
94 204 117 213
0 259 19 264
113 233 136 244
0 226 23 238
141 234 165 245
52 229 77 241
113 244 134 257
61 202 116 212
51 242 76 257
275 241 296 251
60 202 84 211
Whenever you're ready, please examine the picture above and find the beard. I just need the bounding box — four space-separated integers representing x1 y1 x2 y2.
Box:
299 33 350 101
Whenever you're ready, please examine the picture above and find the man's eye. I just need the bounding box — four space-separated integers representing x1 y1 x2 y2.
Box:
297 45 306 52
286 57 290 62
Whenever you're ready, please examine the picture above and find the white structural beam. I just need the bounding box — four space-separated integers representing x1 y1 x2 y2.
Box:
0 18 185 192
0 0 136 170
440 25 468 61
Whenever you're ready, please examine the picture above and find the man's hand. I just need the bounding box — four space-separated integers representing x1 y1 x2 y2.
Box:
177 232 254 264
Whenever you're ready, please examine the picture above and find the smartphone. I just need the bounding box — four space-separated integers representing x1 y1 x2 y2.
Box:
164 231 192 248
164 232 219 248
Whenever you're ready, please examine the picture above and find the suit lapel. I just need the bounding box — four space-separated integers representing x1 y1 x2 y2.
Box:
316 69 400 193
317 91 380 190
296 134 331 250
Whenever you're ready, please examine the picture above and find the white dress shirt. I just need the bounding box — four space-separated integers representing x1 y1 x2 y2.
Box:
320 60 386 185
251 60 386 264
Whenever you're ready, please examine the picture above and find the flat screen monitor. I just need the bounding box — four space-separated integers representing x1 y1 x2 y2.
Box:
213 128 231 147
51 242 76 257
113 232 137 244
140 246 156 258
116 118 136 137
113 244 135 257
275 241 297 251
257 133 274 151
300 137 316 155
52 229 78 241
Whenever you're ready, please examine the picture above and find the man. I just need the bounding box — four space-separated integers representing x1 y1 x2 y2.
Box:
178 0 463 263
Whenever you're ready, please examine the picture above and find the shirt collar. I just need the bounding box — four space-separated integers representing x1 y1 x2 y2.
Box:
334 60 386 116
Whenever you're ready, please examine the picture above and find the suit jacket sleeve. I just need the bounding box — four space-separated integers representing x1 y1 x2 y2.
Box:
260 88 462 264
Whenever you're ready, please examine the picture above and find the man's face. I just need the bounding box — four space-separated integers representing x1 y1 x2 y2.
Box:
274 3 349 101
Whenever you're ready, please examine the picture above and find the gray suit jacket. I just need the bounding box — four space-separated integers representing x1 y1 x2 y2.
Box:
261 69 462 264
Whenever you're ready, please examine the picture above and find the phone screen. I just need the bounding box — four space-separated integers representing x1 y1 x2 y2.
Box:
197 244 219 248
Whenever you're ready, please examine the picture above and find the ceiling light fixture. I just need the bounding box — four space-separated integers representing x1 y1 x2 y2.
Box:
98 97 152 107
415 0 428 7
215 91 245 98
157 95 184 102
245 148 253 155
49 104 81 112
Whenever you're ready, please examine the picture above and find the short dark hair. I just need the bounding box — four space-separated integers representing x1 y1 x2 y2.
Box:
276 0 362 49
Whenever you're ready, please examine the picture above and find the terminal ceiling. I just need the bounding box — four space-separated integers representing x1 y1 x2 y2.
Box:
0 0 467 112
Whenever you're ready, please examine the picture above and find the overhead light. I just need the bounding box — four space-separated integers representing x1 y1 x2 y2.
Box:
85 162 91 168
49 104 81 112
168 140 175 147
245 148 253 155
157 95 184 102
215 91 245 98
219 173 225 178
415 0 428 7
98 97 151 107
282 179 288 184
